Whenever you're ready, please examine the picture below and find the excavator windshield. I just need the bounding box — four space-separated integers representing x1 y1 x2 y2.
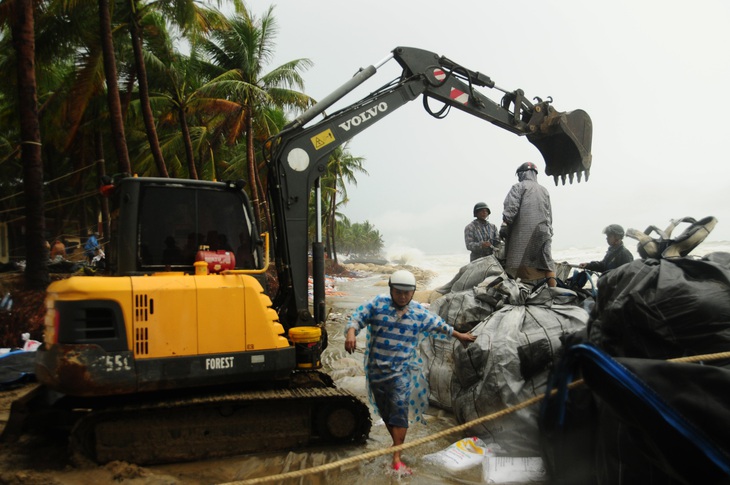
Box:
136 186 255 271
108 178 262 275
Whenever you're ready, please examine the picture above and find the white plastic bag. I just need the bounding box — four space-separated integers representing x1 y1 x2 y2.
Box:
422 436 490 472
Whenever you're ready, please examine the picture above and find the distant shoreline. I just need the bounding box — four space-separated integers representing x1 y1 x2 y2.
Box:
339 262 443 305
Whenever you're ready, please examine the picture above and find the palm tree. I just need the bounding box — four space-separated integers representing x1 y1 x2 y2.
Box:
124 2 168 176
153 50 201 179
147 7 232 180
194 5 313 228
4 0 49 289
336 220 384 257
34 0 129 240
320 143 366 263
120 0 235 178
98 0 131 175
351 221 384 256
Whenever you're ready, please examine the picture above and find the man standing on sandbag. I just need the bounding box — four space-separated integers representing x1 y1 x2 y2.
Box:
464 202 500 261
344 269 476 475
500 162 557 287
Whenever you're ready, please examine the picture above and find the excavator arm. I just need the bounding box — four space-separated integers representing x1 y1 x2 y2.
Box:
266 46 593 328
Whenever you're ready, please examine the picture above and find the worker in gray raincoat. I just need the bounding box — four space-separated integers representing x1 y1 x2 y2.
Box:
500 162 557 286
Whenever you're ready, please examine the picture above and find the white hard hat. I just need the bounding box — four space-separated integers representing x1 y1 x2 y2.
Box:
389 270 416 291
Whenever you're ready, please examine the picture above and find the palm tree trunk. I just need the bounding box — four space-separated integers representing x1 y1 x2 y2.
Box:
95 129 111 242
129 10 168 177
329 192 338 264
245 111 261 229
178 105 198 179
123 74 134 115
254 166 272 232
12 0 49 289
98 0 132 175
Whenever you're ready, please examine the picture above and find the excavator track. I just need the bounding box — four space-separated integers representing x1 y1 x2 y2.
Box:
68 384 371 465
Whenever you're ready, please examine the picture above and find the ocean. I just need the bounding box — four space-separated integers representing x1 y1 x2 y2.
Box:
328 240 730 311
385 240 730 290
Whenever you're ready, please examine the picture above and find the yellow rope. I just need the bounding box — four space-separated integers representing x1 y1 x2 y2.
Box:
221 350 730 485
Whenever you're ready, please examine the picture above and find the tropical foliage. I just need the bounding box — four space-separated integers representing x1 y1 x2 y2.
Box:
336 220 384 257
0 1 384 286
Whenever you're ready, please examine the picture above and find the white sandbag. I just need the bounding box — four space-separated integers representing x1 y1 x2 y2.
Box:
483 456 547 483
422 436 491 472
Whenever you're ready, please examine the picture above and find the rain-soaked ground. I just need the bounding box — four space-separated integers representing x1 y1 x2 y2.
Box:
0 273 524 484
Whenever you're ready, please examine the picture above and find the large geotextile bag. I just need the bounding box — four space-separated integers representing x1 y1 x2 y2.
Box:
422 257 505 410
541 252 730 485
436 255 505 294
424 280 499 411
450 285 588 455
588 252 730 358
421 336 460 411
430 289 494 332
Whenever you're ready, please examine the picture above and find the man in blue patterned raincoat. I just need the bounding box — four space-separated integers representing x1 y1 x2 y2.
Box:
345 270 476 474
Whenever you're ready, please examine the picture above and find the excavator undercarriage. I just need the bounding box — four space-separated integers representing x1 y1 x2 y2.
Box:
70 385 371 465
7 372 371 466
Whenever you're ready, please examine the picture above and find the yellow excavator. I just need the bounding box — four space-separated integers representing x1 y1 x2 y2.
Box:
4 46 592 465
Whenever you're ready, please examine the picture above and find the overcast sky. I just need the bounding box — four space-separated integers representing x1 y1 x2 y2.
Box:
243 0 730 255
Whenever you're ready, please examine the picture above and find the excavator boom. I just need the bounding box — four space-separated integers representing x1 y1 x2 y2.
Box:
394 47 592 184
268 46 593 324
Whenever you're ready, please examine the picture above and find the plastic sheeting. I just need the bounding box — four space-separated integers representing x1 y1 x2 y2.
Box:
542 252 730 484
423 257 507 410
589 252 730 358
423 256 589 455
0 350 36 388
422 257 506 410
430 290 494 333
435 255 505 294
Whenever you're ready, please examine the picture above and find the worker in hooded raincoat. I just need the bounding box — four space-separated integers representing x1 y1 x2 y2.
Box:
500 162 557 287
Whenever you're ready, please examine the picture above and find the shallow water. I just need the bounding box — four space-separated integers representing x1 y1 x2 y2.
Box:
327 274 385 311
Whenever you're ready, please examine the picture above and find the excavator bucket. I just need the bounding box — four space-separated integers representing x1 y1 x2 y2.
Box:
527 109 593 184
